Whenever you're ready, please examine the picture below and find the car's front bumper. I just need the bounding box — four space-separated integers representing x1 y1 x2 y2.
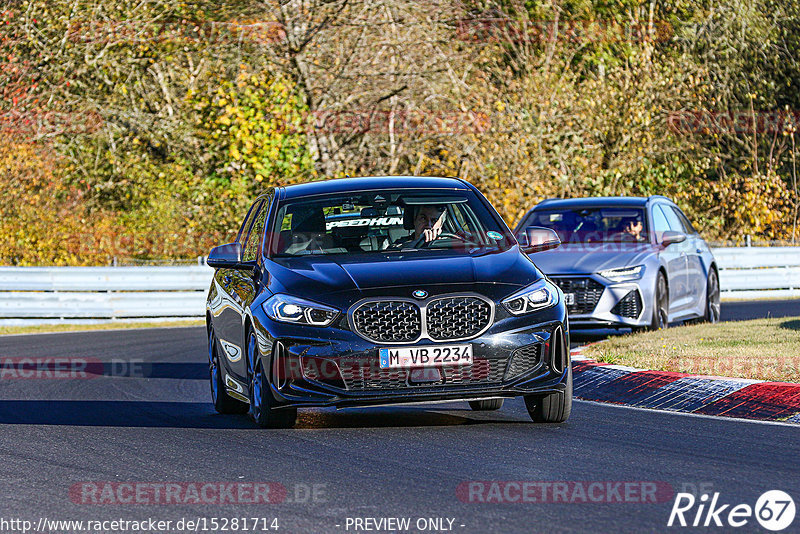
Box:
247 301 570 409
550 273 655 328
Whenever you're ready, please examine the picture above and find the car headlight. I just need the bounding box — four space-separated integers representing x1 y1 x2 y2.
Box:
597 265 645 282
262 294 339 326
502 279 558 315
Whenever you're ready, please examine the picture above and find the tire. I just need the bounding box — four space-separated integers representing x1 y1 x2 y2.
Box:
207 327 248 414
648 271 669 331
246 329 297 429
524 365 572 423
702 269 721 323
468 399 504 411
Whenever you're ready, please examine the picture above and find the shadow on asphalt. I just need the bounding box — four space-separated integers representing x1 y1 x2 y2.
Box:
102 362 208 379
0 400 524 429
295 406 532 429
0 400 257 428
4 362 209 380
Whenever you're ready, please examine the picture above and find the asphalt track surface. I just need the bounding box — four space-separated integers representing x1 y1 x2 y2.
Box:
0 301 798 534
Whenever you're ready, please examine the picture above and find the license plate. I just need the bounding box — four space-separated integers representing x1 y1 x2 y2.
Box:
379 344 472 369
564 293 575 305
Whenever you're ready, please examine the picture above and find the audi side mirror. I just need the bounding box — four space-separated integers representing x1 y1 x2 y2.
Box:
520 227 561 254
661 231 687 247
206 242 254 270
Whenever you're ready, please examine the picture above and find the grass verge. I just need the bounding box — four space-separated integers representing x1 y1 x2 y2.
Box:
581 317 800 383
0 319 204 336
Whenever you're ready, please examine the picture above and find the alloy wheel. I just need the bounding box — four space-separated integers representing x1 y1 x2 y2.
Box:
248 331 263 421
208 329 219 404
655 274 669 329
707 270 721 323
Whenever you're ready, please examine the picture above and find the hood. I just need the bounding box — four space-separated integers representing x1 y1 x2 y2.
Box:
528 242 656 276
266 248 541 298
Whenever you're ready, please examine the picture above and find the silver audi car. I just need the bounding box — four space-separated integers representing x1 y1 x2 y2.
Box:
514 196 720 330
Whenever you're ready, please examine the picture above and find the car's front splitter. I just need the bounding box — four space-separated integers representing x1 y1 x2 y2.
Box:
268 364 570 409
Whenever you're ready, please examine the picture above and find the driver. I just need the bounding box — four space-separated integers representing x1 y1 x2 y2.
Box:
414 205 447 242
618 217 644 241
392 204 448 247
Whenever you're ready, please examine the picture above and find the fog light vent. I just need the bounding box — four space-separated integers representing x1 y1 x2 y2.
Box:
611 290 643 319
302 357 346 389
505 343 542 380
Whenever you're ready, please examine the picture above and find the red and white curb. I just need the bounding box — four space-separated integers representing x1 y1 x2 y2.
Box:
571 347 800 423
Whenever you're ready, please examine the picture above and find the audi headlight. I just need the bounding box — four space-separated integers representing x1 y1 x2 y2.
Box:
262 294 339 326
502 279 558 315
597 265 645 282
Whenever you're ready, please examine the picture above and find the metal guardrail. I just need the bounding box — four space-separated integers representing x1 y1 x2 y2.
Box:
714 247 800 300
0 247 797 323
0 266 213 324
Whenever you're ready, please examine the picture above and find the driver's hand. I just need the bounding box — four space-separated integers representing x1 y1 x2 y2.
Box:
422 227 442 242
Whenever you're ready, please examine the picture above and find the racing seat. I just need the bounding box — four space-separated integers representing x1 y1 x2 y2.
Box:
402 205 416 231
276 207 337 255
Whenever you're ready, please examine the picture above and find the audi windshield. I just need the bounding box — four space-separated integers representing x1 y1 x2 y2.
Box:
520 207 650 244
269 189 514 256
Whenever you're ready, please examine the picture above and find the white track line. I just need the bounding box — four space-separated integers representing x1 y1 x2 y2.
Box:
574 399 800 428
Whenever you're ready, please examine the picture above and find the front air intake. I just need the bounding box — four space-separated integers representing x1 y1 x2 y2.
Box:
350 294 494 343
352 300 422 343
426 296 492 340
611 290 643 319
549 325 567 374
504 343 542 380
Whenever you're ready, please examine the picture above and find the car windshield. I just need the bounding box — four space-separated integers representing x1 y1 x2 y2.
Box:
521 207 649 244
269 189 513 256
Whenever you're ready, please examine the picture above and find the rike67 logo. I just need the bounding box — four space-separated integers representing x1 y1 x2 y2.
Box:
668 490 795 531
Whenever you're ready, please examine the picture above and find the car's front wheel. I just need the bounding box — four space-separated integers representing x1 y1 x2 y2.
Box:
703 269 721 323
246 330 297 429
208 327 248 414
523 365 572 423
468 399 504 411
647 271 669 331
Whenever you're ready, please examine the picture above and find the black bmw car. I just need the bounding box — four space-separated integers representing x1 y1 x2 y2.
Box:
206 176 571 428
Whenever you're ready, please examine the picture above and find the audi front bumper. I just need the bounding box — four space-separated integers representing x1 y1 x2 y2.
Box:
550 273 656 329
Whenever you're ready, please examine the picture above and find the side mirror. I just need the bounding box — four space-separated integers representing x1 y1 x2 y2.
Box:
206 242 254 270
520 226 561 253
661 231 686 246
